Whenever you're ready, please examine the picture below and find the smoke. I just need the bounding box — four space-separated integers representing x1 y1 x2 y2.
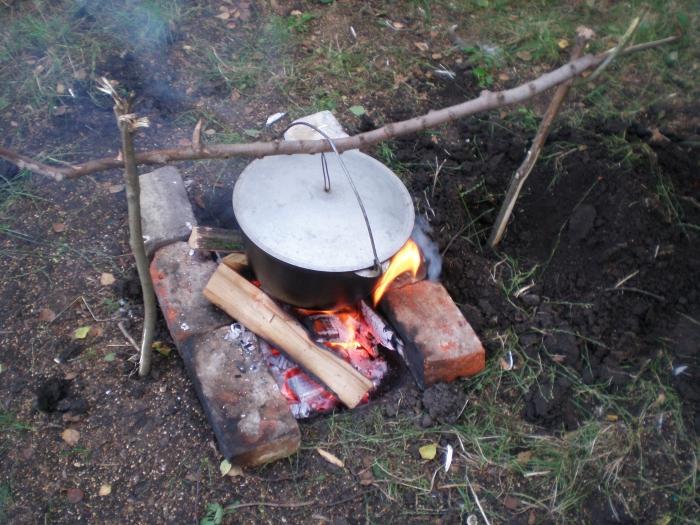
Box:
411 214 442 281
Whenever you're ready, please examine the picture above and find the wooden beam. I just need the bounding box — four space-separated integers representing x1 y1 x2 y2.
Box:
204 264 373 408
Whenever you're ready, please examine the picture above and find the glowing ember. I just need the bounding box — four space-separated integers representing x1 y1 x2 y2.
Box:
372 239 422 305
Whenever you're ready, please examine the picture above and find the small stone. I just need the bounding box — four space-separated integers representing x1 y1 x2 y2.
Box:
419 414 433 428
521 294 540 306
66 488 83 503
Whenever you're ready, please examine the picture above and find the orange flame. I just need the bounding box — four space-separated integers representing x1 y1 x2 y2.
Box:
372 239 422 305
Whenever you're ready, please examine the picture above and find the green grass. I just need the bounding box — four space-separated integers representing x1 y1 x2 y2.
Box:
0 410 34 433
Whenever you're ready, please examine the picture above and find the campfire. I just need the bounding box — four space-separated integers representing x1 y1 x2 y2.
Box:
213 237 424 419
147 112 485 466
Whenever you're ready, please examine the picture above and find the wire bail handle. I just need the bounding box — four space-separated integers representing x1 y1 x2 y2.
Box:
282 121 382 273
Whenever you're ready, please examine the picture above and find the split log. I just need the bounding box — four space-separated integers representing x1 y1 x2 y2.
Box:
222 252 249 273
203 263 373 408
188 226 244 252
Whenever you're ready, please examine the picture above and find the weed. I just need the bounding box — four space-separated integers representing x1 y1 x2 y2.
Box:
0 482 10 522
491 254 539 301
0 410 34 433
285 12 316 34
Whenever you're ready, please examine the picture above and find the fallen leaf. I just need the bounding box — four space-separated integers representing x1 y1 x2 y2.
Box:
100 272 115 286
498 72 511 81
98 484 111 496
516 50 532 61
392 21 405 30
419 443 437 460
152 341 172 357
516 450 533 465
650 128 670 144
576 25 596 41
243 128 260 138
414 42 429 52
606 414 619 422
503 495 519 510
0 363 4 374
348 105 365 117
557 38 570 49
219 458 243 477
550 354 567 364
66 487 83 503
89 325 104 337
56 83 66 94
39 308 56 322
108 184 124 193
52 223 66 233
265 112 287 127
61 428 80 446
316 448 345 468
103 352 116 362
444 443 453 472
218 458 243 478
73 326 91 340
215 11 230 20
358 468 374 485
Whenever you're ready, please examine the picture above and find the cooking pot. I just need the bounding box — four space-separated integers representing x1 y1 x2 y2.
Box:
232 123 414 309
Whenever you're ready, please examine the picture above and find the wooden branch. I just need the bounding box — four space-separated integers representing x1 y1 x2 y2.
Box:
203 264 373 408
188 226 244 252
488 37 588 248
0 37 678 181
0 146 68 181
105 78 157 378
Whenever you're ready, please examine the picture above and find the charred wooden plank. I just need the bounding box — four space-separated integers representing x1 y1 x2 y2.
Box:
188 226 244 253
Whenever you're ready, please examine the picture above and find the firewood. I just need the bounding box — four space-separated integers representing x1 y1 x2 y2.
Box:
188 226 244 252
203 264 373 408
222 252 249 273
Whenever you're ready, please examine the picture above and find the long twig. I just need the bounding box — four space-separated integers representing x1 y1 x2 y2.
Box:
100 78 156 378
0 37 677 182
488 34 589 248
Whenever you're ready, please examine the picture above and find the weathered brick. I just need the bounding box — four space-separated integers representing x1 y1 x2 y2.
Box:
381 280 485 388
150 242 230 343
179 325 300 465
139 166 196 257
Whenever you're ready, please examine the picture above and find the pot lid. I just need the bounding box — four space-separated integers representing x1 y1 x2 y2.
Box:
233 150 414 273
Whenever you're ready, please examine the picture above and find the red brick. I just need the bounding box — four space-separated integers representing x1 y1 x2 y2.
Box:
380 280 485 388
150 242 230 343
180 326 300 465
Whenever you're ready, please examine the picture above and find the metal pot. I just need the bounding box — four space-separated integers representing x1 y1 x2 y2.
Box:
232 125 414 309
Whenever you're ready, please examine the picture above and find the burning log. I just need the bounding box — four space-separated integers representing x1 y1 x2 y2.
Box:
188 226 244 253
203 263 373 408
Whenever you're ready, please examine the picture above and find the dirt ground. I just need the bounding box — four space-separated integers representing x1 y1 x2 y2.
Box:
1 1 698 524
